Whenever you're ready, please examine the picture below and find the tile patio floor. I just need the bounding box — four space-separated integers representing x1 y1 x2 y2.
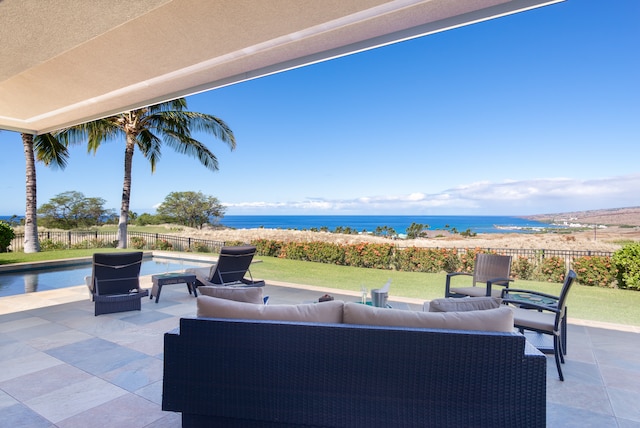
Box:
1 276 639 427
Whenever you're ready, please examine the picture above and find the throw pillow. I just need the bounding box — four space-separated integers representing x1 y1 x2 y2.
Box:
197 286 264 304
197 295 344 323
427 297 502 312
343 302 513 332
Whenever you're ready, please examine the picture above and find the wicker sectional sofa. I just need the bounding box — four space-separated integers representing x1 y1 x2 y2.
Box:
162 298 546 427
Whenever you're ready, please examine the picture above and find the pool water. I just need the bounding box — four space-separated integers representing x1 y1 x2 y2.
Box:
0 257 211 297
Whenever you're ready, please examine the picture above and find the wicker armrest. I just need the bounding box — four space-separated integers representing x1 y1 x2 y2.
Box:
445 272 472 296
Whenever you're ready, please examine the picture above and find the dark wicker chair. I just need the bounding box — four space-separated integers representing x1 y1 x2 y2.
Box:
502 270 576 381
88 252 149 316
445 253 512 298
189 245 265 288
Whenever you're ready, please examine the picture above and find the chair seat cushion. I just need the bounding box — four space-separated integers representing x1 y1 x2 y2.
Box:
344 302 514 332
449 286 502 298
511 306 556 333
197 286 264 304
197 295 344 323
427 297 502 312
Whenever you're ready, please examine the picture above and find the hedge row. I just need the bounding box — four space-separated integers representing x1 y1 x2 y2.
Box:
248 239 639 289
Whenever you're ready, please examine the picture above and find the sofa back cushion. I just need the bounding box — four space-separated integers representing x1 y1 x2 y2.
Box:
197 295 344 323
197 286 264 304
427 296 502 312
343 302 513 332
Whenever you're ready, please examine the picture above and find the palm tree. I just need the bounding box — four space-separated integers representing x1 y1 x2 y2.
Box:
21 133 69 253
60 98 235 248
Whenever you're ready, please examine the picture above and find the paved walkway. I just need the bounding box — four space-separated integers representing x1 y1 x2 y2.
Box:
0 277 639 427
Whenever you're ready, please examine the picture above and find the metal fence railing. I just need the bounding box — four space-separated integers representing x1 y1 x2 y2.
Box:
11 231 226 254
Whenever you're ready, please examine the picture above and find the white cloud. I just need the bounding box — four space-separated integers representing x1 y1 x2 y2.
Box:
223 174 640 215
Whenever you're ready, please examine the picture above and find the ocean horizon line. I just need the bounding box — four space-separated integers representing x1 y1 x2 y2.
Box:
217 214 558 235
0 214 559 235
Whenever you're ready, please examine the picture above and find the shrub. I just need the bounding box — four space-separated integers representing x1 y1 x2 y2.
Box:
537 256 566 282
153 239 173 251
394 247 432 272
304 242 345 265
344 243 394 270
71 239 112 249
394 247 459 273
40 239 67 251
440 248 460 273
458 248 494 273
130 236 147 249
0 221 15 252
572 256 617 287
279 242 308 261
512 256 534 280
192 241 210 253
612 243 640 290
253 239 282 257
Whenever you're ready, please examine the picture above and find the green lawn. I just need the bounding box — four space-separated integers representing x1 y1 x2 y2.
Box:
1 250 639 327
251 256 640 327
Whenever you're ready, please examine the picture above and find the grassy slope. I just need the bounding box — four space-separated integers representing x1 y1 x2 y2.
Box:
1 250 638 327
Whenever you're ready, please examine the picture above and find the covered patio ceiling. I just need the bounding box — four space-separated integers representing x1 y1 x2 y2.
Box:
0 0 563 135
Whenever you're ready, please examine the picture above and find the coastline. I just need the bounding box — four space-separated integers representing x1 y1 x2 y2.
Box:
200 206 640 252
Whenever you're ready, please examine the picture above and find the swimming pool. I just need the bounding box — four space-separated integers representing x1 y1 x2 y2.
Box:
0 256 211 297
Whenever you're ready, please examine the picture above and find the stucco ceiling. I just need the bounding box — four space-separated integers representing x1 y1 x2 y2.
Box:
0 0 563 134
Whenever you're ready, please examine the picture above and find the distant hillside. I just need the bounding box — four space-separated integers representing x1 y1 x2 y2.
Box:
524 207 640 227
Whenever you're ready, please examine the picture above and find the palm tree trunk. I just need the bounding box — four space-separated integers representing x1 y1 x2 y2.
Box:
116 134 136 249
22 133 40 253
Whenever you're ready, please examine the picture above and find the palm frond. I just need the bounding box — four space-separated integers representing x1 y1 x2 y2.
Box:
55 119 122 153
136 130 162 172
33 133 69 169
161 131 220 171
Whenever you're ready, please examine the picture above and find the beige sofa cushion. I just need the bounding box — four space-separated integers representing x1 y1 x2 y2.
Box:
197 285 264 304
343 302 513 332
427 297 502 312
197 295 344 323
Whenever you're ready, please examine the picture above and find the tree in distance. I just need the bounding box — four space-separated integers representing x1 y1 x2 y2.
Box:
38 191 115 229
406 222 430 239
156 191 225 229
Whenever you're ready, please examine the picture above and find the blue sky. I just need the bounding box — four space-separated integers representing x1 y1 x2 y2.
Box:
1 0 638 217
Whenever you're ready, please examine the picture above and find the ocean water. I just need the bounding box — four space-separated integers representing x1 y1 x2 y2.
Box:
2 214 560 235
217 215 558 235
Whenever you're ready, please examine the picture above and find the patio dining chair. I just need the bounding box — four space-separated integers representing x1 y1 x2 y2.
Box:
502 270 576 381
87 252 149 316
444 253 513 298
